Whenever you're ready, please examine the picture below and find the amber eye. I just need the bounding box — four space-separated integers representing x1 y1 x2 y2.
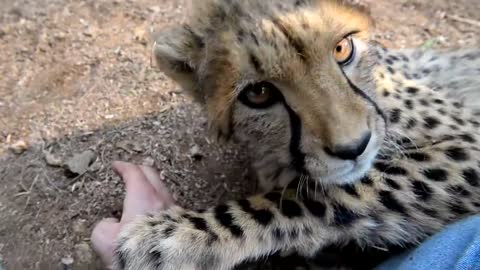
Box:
334 37 355 65
238 82 282 109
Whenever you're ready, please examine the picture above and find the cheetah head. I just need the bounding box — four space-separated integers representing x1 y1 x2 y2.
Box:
153 0 387 186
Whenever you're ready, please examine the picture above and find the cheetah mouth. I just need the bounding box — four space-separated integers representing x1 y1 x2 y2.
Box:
304 143 379 185
305 156 375 185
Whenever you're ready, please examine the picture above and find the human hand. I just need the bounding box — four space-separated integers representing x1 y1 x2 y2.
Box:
91 161 175 269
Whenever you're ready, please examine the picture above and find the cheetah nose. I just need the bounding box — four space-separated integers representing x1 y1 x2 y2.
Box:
325 132 372 160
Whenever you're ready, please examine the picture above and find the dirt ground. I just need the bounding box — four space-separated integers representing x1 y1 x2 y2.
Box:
0 0 479 269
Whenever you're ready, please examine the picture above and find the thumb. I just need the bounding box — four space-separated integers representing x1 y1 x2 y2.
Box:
91 218 121 267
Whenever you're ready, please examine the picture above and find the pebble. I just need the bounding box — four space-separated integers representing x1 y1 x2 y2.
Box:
9 140 28 154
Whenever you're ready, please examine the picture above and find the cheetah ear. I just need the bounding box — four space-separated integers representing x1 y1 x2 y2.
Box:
152 25 204 101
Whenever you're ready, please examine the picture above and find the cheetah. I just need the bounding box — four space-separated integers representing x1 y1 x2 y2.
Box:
113 0 480 269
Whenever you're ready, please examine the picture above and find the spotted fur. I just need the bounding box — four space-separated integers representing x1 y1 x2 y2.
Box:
113 0 480 269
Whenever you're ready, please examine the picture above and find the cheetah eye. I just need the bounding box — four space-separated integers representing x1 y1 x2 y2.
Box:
238 82 282 109
333 36 355 65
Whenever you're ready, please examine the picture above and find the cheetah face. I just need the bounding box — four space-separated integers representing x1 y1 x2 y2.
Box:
153 0 387 185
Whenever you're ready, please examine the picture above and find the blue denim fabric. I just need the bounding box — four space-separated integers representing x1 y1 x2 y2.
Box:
376 215 480 270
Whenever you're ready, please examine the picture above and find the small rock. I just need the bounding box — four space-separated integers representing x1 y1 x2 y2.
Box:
142 157 155 167
134 26 148 45
65 150 96 175
9 140 28 154
189 145 203 161
72 219 87 234
44 150 63 167
61 257 74 270
74 242 94 265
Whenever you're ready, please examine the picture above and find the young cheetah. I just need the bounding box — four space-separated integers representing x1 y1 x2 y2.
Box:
113 0 480 269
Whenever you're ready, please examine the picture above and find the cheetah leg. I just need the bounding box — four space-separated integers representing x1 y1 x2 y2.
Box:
113 193 339 270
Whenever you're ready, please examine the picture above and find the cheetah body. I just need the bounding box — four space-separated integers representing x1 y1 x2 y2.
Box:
113 1 480 269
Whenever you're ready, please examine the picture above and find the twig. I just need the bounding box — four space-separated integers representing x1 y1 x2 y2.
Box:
447 14 480 28
21 174 40 211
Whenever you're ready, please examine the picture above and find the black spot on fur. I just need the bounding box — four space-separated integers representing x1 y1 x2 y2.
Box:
411 180 433 201
433 99 444 105
404 99 414 110
188 216 208 231
389 108 402 124
114 246 127 270
295 0 308 7
361 175 374 185
281 200 303 218
238 199 273 226
385 178 401 190
419 99 429 107
445 147 469 161
453 102 462 109
250 33 259 46
374 162 408 175
264 192 281 205
452 116 466 126
459 134 476 143
272 227 285 240
272 18 307 61
405 152 431 162
288 228 299 239
304 199 326 219
470 120 480 127
237 29 245 42
438 108 447 115
333 204 360 226
383 90 390 97
424 117 440 129
450 200 470 215
413 203 438 218
448 185 471 197
463 168 479 187
341 184 360 197
148 250 163 269
379 190 406 214
406 87 419 94
162 225 176 238
214 205 244 237
249 53 262 73
405 118 417 129
311 241 412 270
423 168 448 182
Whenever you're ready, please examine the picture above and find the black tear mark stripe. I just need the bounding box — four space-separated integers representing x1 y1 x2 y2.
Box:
238 199 274 226
344 75 388 125
283 102 306 173
214 204 244 238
